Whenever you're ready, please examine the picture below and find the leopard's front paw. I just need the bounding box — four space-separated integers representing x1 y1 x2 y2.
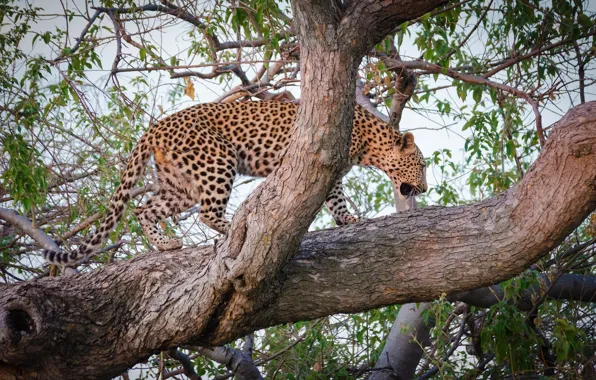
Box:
343 215 359 224
336 214 359 226
156 236 183 251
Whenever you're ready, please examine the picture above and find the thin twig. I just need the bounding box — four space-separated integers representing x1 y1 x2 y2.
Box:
375 52 546 147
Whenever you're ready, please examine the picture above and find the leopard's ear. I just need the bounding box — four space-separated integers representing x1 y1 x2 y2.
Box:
400 132 415 153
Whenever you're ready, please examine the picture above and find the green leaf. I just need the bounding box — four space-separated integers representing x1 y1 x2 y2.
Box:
473 87 482 103
578 13 592 27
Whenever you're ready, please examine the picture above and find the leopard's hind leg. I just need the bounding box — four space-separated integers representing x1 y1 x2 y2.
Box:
193 144 237 235
134 148 195 251
137 128 238 240
176 132 238 235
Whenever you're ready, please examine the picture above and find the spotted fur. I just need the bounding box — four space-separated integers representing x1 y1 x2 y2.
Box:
42 101 427 265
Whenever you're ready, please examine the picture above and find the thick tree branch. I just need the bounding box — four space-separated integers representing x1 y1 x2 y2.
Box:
341 0 449 55
450 273 596 309
1 102 595 379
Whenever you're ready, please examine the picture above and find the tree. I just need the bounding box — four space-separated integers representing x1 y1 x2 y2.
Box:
1 0 595 379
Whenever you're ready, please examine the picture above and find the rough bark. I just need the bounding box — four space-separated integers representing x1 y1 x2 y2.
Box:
1 102 595 379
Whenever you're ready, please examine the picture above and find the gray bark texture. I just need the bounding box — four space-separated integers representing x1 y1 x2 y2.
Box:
369 303 432 380
450 272 596 309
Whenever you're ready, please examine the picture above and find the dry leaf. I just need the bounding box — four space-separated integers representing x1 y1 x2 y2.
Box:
184 77 195 101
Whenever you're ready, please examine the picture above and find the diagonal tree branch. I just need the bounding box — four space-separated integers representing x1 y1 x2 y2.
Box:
450 272 596 308
0 208 59 252
193 346 263 380
369 302 433 380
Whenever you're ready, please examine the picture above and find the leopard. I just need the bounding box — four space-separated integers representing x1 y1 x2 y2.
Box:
43 101 427 265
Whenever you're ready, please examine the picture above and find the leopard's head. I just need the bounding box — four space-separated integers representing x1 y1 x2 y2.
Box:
384 131 427 207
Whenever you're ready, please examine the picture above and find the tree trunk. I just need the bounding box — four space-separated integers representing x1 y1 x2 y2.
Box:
211 7 359 347
1 102 595 379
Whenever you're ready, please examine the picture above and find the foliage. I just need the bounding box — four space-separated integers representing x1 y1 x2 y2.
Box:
1 133 48 212
0 0 594 378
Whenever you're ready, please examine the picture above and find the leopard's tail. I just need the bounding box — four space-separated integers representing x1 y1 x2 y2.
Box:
43 137 153 265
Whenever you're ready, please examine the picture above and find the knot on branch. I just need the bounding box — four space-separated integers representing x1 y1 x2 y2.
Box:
1 307 35 342
0 303 42 367
6 309 36 339
572 143 593 158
